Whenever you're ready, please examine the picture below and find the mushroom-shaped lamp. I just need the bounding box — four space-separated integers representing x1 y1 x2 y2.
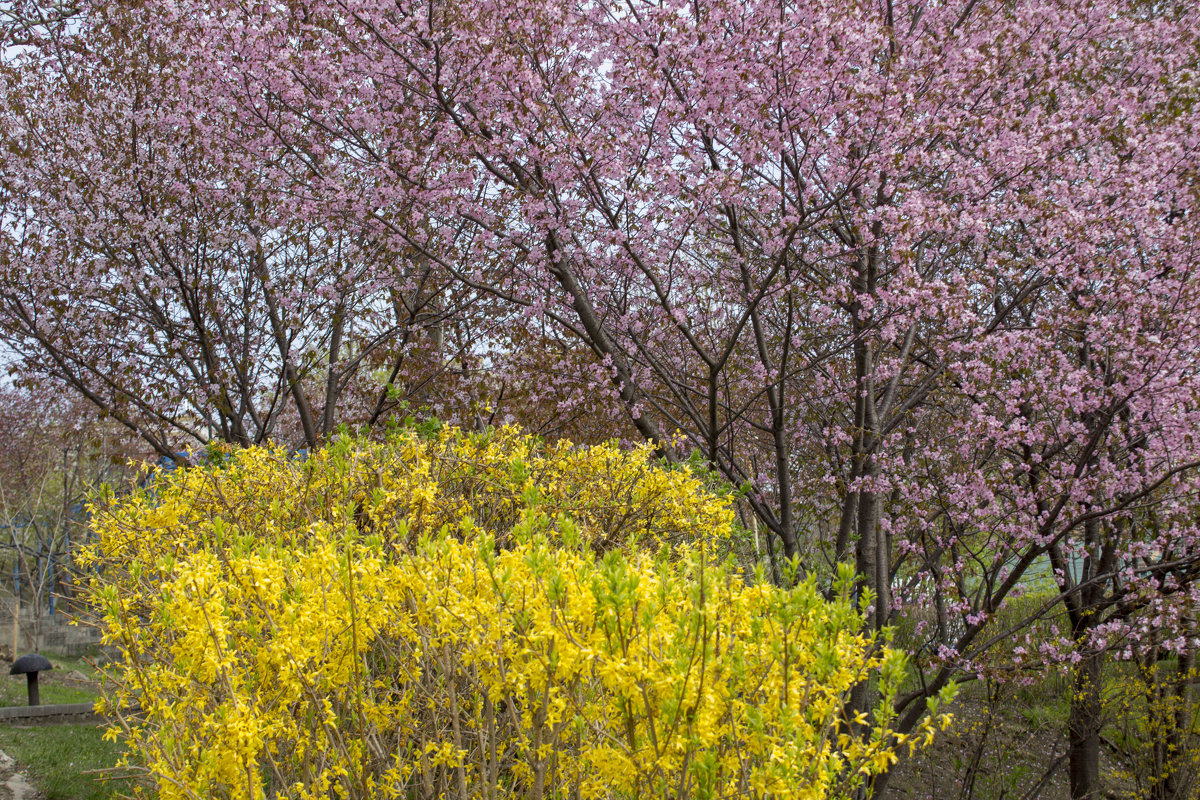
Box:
10 654 52 706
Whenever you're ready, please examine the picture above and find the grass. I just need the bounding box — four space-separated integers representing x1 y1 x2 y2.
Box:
0 652 126 799
43 654 105 680
0 723 126 800
0 678 97 707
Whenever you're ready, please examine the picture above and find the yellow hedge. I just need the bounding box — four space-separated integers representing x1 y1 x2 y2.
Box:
82 425 950 800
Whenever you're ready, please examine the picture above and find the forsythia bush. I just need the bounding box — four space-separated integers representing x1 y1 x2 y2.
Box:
82 425 951 800
1110 657 1199 799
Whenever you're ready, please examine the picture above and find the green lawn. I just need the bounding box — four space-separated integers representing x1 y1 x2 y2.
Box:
0 723 126 800
0 654 127 799
0 678 98 708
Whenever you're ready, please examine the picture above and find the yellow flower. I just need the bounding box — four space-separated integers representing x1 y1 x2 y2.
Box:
82 424 950 800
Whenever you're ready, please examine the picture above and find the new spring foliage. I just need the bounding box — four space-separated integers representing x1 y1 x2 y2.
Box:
83 425 951 799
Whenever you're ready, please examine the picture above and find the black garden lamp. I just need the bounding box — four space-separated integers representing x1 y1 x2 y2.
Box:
10 653 52 706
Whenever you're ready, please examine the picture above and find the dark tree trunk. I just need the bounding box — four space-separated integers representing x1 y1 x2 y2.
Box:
1067 649 1104 800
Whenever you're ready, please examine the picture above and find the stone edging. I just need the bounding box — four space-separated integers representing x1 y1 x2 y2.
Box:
0 703 100 724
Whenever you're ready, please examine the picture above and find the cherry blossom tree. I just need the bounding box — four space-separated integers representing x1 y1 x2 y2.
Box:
0 9 492 455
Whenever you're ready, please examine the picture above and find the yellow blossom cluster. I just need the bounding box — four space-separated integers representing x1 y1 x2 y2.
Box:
82 425 951 800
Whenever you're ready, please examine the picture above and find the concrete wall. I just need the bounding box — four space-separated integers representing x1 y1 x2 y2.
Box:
0 597 104 657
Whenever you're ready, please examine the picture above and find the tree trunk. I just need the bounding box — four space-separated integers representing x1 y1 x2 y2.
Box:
321 299 346 436
1067 649 1105 800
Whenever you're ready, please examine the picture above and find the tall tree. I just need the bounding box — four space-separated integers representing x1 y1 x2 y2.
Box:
0 7 489 455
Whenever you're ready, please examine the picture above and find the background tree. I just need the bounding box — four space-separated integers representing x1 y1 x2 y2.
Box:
0 6 491 456
0 385 134 651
